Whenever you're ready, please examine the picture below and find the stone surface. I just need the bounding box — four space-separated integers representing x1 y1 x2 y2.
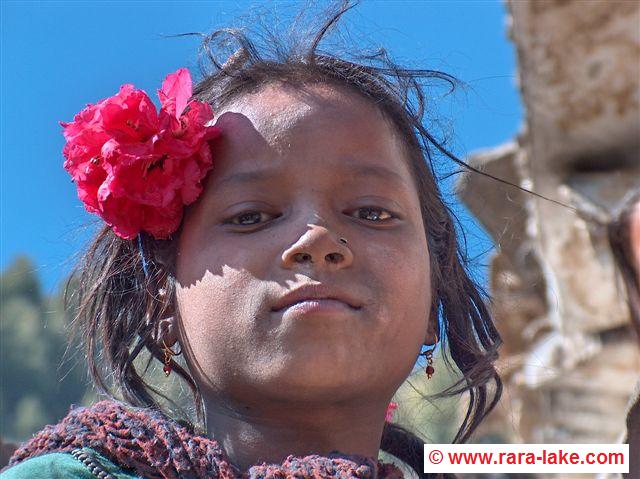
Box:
456 0 640 461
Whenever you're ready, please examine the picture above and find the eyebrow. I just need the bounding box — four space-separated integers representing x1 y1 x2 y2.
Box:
214 163 410 190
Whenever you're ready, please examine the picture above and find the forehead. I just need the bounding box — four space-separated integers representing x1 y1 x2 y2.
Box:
220 82 395 142
208 82 414 185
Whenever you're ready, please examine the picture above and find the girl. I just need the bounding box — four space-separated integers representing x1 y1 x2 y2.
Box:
1 3 502 478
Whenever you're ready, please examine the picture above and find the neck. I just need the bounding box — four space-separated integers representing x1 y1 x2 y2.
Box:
204 400 387 472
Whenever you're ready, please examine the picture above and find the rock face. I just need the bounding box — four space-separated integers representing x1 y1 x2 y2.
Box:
456 0 640 461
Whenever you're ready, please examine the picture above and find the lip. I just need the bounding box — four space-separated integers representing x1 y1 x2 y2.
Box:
271 283 362 312
275 298 358 318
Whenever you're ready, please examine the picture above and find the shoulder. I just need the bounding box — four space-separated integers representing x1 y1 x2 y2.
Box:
1 452 94 479
1 448 142 479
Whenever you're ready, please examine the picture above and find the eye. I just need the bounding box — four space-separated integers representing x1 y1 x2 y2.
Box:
225 211 276 226
352 207 395 222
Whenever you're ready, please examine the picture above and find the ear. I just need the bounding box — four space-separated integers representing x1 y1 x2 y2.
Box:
155 315 179 348
150 283 178 345
424 316 439 346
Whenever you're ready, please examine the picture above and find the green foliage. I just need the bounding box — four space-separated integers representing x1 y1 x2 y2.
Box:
0 257 42 305
0 255 196 442
0 256 89 442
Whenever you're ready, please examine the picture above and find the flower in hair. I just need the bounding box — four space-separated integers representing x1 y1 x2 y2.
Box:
385 401 398 422
60 68 220 239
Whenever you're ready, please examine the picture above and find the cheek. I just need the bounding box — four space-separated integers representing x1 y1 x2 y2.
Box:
175 210 272 336
355 234 430 393
174 262 269 379
363 230 431 349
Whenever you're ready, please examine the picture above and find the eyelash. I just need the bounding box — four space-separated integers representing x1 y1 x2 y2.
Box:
225 207 396 227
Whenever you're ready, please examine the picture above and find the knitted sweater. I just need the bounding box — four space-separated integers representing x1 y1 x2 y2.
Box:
0 400 406 479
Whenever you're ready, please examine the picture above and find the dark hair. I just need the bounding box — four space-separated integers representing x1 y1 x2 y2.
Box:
608 188 640 341
65 2 504 477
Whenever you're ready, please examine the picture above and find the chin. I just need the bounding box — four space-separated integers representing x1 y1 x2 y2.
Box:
262 355 372 394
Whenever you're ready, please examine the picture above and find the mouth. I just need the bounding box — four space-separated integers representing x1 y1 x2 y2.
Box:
270 283 363 313
273 298 360 310
271 298 361 317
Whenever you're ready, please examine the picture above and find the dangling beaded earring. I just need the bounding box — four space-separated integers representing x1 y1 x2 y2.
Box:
420 334 438 379
162 339 182 377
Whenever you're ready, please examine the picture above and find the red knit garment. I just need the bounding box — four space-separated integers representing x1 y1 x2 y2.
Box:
4 400 405 479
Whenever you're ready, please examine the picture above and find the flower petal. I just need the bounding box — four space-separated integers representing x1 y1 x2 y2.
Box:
158 68 192 118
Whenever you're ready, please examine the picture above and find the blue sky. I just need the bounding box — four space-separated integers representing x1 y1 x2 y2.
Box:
1 0 522 294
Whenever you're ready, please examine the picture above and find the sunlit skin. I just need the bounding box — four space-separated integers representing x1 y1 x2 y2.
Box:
161 82 436 471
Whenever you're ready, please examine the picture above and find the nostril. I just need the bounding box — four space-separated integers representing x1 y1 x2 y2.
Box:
326 252 343 263
293 252 313 263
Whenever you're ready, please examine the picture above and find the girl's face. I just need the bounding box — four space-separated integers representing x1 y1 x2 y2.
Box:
174 82 432 413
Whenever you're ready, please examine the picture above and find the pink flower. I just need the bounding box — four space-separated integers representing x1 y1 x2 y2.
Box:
385 402 398 422
61 68 220 239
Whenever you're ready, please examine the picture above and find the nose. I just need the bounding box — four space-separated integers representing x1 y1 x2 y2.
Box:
281 215 354 270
